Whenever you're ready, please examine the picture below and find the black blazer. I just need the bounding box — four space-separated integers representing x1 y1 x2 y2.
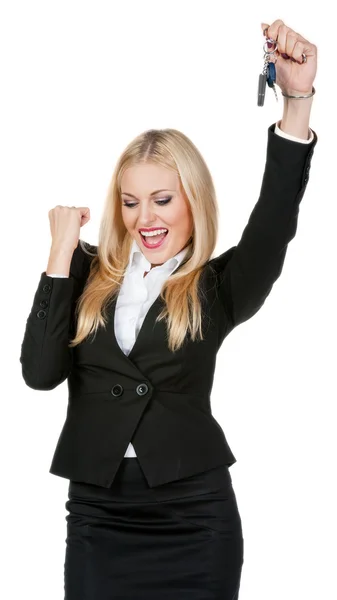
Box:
20 123 318 489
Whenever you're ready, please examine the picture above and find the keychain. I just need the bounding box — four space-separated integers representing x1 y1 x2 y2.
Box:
257 29 278 106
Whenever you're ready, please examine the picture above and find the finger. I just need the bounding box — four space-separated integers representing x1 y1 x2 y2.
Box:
292 40 316 63
274 23 291 48
285 30 298 58
262 19 308 64
263 19 285 42
281 26 309 62
279 24 316 63
261 22 270 36
261 20 310 45
294 31 309 43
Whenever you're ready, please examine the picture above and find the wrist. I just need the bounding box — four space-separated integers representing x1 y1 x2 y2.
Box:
47 247 73 276
50 243 75 256
281 85 316 99
280 96 313 140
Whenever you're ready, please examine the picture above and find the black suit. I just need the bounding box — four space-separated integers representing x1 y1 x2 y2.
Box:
20 123 317 489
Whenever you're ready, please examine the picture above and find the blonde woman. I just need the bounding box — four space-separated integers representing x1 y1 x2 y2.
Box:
20 18 317 600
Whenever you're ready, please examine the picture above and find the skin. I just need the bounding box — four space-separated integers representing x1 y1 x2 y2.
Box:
120 163 194 276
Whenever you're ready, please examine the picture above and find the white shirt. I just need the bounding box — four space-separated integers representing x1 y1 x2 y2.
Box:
47 120 314 457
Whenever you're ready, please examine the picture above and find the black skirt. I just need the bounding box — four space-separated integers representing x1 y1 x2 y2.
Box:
64 458 244 599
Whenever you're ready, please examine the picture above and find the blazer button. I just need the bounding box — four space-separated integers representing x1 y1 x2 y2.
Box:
40 299 48 308
37 309 47 319
42 284 51 293
111 384 123 397
136 383 148 396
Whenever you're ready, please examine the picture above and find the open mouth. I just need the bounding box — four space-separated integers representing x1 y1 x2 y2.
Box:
140 230 169 248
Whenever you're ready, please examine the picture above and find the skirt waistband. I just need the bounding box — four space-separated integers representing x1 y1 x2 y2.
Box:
68 458 233 504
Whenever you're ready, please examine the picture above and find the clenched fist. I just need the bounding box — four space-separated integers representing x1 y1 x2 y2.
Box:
48 205 91 253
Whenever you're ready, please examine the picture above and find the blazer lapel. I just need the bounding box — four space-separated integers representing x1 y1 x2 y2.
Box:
109 293 165 364
106 255 209 370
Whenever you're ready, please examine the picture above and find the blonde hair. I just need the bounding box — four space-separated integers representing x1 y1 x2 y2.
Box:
69 128 220 353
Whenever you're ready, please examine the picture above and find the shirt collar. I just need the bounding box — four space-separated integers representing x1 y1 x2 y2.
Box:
127 238 189 274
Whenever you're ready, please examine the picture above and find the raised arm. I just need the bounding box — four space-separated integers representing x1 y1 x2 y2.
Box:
209 18 318 329
210 123 317 329
19 239 93 390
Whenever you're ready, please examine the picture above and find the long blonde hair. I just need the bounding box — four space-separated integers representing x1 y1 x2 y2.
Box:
69 128 220 353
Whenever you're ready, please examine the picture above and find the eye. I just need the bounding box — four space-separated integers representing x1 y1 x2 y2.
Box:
122 197 172 208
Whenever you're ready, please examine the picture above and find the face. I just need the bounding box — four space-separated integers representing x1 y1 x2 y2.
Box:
120 163 194 268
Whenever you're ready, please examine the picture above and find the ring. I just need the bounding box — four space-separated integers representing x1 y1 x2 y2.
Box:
302 53 307 63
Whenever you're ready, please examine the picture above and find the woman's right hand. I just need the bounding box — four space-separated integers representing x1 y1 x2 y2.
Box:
48 205 91 253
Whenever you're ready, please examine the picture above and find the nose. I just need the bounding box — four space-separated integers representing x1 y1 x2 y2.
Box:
138 201 157 225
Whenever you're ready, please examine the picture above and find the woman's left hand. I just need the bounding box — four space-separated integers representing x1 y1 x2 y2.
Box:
261 19 317 95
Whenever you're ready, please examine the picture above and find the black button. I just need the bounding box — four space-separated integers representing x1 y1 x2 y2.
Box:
136 383 148 396
37 309 47 319
42 284 51 293
111 384 123 397
40 300 48 308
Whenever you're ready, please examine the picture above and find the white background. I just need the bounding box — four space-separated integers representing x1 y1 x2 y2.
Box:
1 1 335 598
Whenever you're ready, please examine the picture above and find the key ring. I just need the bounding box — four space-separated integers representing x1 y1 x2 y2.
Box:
263 39 278 55
263 27 278 56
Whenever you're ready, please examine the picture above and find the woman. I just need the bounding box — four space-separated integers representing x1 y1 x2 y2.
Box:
20 18 318 600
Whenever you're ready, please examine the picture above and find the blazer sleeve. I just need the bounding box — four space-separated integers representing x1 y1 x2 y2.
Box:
19 239 95 391
209 122 318 329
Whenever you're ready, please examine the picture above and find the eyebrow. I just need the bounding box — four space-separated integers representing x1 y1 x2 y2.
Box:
121 189 175 199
